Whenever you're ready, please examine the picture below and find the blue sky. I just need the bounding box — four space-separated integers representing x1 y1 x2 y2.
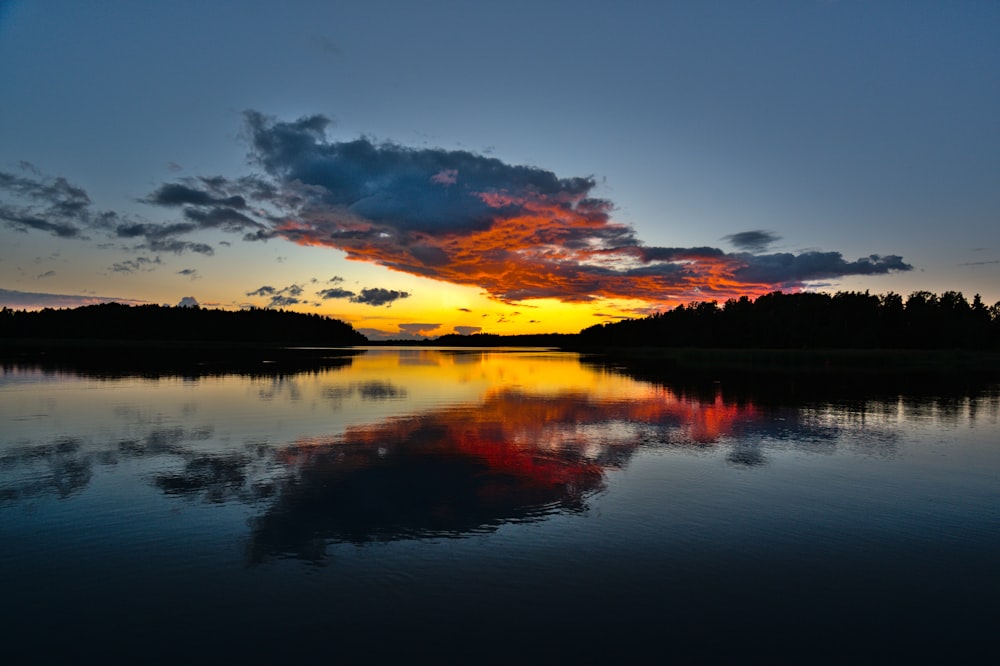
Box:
1 0 998 337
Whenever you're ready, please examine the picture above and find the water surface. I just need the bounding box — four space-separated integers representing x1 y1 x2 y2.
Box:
2 348 998 663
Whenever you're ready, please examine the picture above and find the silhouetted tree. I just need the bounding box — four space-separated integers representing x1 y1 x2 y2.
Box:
0 303 367 346
577 290 1000 350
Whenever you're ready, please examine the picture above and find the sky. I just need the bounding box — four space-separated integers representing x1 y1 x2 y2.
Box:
1 0 998 339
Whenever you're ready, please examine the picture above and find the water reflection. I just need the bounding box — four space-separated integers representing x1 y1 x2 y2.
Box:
250 389 637 560
0 347 362 379
0 437 92 502
2 350 998 562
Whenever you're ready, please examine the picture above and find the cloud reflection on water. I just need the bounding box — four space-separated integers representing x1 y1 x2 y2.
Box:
3 351 994 563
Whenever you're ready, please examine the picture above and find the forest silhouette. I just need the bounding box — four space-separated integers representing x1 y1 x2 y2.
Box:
2 290 999 351
0 302 367 346
576 291 1000 350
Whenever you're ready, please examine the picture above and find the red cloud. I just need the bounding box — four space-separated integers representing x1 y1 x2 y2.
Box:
274 194 775 307
137 112 911 310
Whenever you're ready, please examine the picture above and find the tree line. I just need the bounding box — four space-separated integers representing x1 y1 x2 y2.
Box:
0 302 368 346
3 290 999 350
577 291 1000 349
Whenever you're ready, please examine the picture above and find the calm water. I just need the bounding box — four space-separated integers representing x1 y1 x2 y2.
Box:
2 348 998 663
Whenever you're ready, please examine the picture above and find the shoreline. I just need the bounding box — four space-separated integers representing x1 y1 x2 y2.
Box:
567 346 1000 375
3 338 1000 377
0 338 364 376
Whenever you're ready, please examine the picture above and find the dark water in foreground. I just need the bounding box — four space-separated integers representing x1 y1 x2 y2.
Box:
2 348 998 663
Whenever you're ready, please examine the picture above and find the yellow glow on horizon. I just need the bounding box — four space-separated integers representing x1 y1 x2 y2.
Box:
311 289 650 338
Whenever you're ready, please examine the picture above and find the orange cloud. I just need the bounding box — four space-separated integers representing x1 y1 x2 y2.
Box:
133 112 911 312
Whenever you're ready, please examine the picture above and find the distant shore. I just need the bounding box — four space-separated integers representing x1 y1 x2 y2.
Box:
3 338 1000 379
568 346 1000 376
567 347 1000 372
0 338 363 375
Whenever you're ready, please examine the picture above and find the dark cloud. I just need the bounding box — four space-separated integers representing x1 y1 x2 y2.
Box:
635 247 728 262
178 268 200 279
724 230 780 253
2 214 82 238
37 270 56 279
216 112 909 307
351 288 410 307
0 164 94 239
242 110 605 235
6 114 914 311
0 288 147 309
454 326 482 335
0 166 90 213
733 252 912 285
0 165 226 255
183 206 261 232
398 323 441 337
246 283 305 308
177 296 199 308
110 256 162 273
113 221 207 249
138 177 266 248
147 238 215 255
145 183 247 209
317 287 355 300
315 281 411 306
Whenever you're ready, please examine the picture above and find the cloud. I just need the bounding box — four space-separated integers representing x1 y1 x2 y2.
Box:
178 268 200 279
144 182 247 209
354 327 399 341
454 326 482 335
111 220 217 255
110 255 162 273
314 280 409 307
0 288 147 310
724 230 780 253
211 111 912 307
430 168 458 186
37 270 56 279
398 323 441 337
733 252 911 285
177 296 199 308
350 287 410 307
0 164 223 255
317 287 355 300
7 113 914 311
135 176 269 251
0 165 91 238
246 283 304 308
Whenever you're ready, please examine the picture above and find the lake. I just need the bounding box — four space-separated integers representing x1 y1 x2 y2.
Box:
2 348 998 663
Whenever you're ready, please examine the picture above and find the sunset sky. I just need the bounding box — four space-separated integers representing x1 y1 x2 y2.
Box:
2 1 998 339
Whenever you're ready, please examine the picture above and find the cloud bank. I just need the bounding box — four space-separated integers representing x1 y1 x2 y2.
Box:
3 112 914 310
220 112 911 305
246 278 410 309
0 288 147 310
0 164 217 255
